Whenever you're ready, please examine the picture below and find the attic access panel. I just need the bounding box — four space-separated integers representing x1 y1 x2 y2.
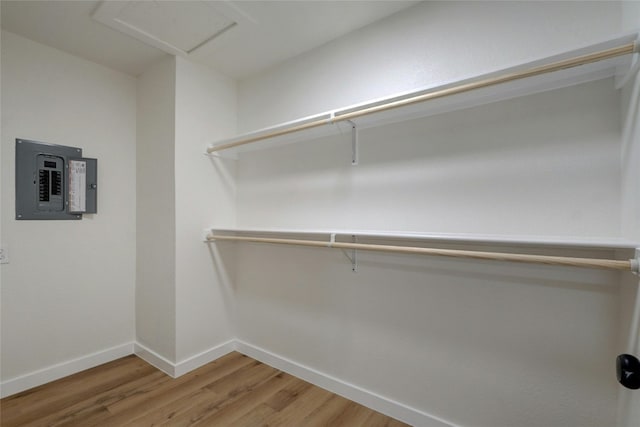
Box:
91 0 246 57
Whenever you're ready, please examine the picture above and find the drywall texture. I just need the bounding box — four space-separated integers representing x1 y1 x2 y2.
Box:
621 0 640 32
618 272 640 427
239 0 621 131
174 57 236 362
232 2 629 426
137 56 238 365
237 80 621 237
619 3 640 425
0 31 136 380
621 0 640 242
619 90 640 426
621 75 640 242
233 80 623 427
136 56 177 361
233 244 620 427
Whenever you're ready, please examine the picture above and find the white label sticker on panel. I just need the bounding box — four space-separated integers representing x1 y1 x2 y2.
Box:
68 160 86 213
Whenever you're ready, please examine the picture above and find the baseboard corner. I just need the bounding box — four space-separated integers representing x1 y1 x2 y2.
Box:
133 342 176 377
174 339 236 377
134 339 237 379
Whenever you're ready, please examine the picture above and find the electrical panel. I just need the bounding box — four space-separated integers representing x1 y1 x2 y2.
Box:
15 139 97 220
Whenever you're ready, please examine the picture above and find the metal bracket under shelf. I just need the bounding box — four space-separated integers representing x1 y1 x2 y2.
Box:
348 120 359 166
632 248 640 276
338 234 358 272
335 120 359 166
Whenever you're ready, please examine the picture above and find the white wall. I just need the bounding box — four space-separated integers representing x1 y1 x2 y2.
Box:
233 79 624 427
136 56 177 362
619 3 640 427
0 31 136 381
234 245 620 427
621 0 640 242
239 0 621 132
1 10 4 340
237 79 621 238
137 56 238 366
174 57 236 362
0 28 238 389
232 2 628 426
0 2 636 426
622 1 640 34
618 271 640 427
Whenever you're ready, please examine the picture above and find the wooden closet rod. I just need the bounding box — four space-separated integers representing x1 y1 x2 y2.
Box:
207 41 638 154
207 234 638 272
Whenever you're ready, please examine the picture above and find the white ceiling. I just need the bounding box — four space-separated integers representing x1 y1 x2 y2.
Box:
1 0 419 79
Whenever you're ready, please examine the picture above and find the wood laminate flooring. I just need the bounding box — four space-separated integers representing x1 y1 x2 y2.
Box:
1 351 409 426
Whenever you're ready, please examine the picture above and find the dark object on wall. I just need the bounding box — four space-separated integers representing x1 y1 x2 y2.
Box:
617 353 640 390
15 139 97 220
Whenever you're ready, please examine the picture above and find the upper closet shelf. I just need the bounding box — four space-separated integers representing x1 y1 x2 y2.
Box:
206 32 639 157
207 227 639 251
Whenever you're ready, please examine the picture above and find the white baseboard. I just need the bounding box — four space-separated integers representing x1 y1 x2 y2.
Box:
133 342 177 377
0 342 134 398
174 339 236 377
1 339 457 427
134 340 236 378
1 340 236 398
234 340 456 427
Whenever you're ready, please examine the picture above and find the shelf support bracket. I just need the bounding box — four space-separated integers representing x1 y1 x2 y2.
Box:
347 120 359 166
328 233 336 248
632 248 640 276
340 235 358 272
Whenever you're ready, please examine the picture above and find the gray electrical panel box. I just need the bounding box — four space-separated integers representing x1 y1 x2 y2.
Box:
15 139 97 220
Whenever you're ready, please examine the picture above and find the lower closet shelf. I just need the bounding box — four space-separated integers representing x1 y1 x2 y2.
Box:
205 228 640 273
